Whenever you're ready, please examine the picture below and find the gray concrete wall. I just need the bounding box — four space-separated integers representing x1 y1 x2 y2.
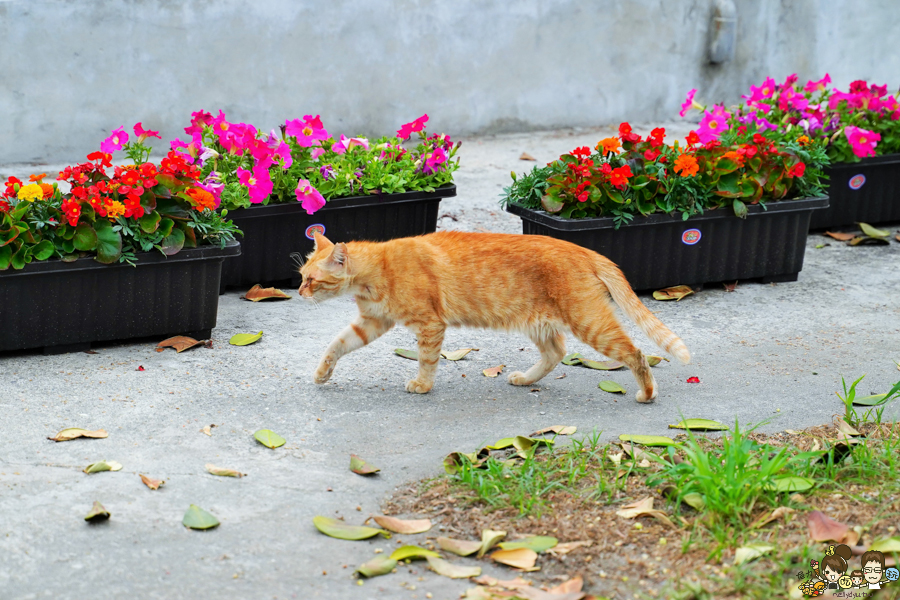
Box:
1 0 898 164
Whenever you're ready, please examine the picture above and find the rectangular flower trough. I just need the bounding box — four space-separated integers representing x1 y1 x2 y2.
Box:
506 197 828 292
220 185 456 291
810 154 900 230
0 241 240 354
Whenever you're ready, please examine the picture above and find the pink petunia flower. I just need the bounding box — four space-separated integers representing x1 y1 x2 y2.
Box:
184 110 213 136
844 126 881 158
778 88 809 112
331 135 370 155
696 105 730 143
422 147 448 174
265 131 292 169
803 74 831 93
285 115 329 148
295 178 326 214
237 164 273 204
310 146 326 161
743 77 778 104
397 114 429 139
133 122 161 142
871 83 888 98
100 127 129 154
210 110 232 139
780 73 798 90
679 89 701 117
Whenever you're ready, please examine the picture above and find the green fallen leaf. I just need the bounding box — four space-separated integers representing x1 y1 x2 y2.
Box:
229 331 263 346
487 437 516 450
598 380 626 393
350 454 380 475
853 393 888 406
441 348 476 361
477 529 507 558
84 501 110 522
497 536 558 553
618 434 676 447
389 545 440 561
313 516 388 540
512 435 553 459
734 542 774 565
581 359 624 371
561 353 583 366
859 222 890 238
669 419 729 431
83 460 123 474
815 243 826 249
766 476 815 492
356 556 397 578
254 429 286 449
646 355 668 367
682 492 706 511
426 555 481 579
394 348 418 360
205 463 243 478
183 504 220 530
437 536 482 556
870 537 900 553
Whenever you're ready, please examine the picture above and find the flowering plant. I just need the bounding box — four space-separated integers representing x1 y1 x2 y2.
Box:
0 124 240 270
502 123 827 227
680 75 900 163
168 111 460 214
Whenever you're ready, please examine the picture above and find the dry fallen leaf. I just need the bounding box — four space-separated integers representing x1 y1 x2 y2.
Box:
751 506 794 529
652 285 694 301
723 281 738 292
83 460 123 474
241 284 291 301
835 419 861 437
478 529 507 558
140 474 164 490
200 424 214 436
206 463 244 478
441 348 478 361
483 365 505 378
438 536 483 557
824 231 856 241
84 501 110 522
372 515 432 534
546 540 593 555
471 575 532 590
519 152 536 161
615 496 674 527
426 555 482 579
549 575 584 594
530 425 577 436
490 547 539 571
807 510 855 544
350 454 380 475
157 336 206 353
48 428 108 442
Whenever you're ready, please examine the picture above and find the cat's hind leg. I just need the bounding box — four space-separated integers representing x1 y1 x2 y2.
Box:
314 316 394 384
572 320 657 403
405 322 445 394
508 327 566 386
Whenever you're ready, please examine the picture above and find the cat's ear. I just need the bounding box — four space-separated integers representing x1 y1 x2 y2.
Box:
313 231 333 250
327 243 348 269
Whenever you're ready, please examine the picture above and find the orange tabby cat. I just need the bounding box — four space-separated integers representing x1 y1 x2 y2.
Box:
299 231 690 402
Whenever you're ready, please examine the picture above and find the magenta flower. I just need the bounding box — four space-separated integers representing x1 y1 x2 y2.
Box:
265 131 292 169
133 122 161 142
844 126 881 158
397 114 429 139
780 73 798 90
170 132 203 164
310 146 326 160
210 110 232 139
237 164 273 204
332 135 370 154
100 127 129 154
743 77 778 103
295 179 326 215
184 109 213 136
777 89 809 112
285 115 329 148
679 89 699 117
803 74 831 93
871 83 888 98
422 147 448 174
696 105 730 143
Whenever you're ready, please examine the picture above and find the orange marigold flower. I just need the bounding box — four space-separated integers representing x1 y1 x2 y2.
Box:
186 187 217 210
596 137 621 155
720 151 745 166
797 135 810 146
105 200 126 219
673 154 699 177
29 173 47 182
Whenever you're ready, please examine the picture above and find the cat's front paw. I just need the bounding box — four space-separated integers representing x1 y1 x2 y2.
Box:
405 378 434 394
507 371 531 386
635 388 657 404
314 356 336 384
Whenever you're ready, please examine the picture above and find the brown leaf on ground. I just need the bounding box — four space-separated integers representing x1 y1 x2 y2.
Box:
530 425 577 437
491 547 539 571
615 496 674 527
350 454 380 475
751 506 794 529
372 515 432 534
549 575 584 593
483 365 505 377
546 540 593 555
835 420 861 437
471 575 532 590
723 281 738 292
478 529 507 558
205 463 244 478
807 510 854 543
200 424 214 436
140 474 164 490
652 285 694 301
438 536 483 556
157 336 205 353
513 587 585 600
241 284 291 301
48 428 108 442
824 231 856 241
519 152 537 161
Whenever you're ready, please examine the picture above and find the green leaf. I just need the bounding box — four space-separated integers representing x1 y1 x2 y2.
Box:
581 359 624 371
732 199 748 219
853 393 888 406
92 220 122 264
869 537 900 553
350 454 380 475
139 210 162 233
858 222 890 238
668 419 729 431
682 492 705 511
394 348 418 360
84 501 111 522
32 239 54 261
426 556 482 579
561 352 583 366
647 356 668 366
182 504 220 530
486 437 515 450
254 429 285 449
477 529 507 558
11 246 27 270
230 331 263 346
157 217 174 238
497 536 557 553
617 434 676 446
766 476 815 492
389 545 440 561
83 460 123 474
160 227 185 256
541 194 564 213
733 542 774 565
313 516 388 540
598 380 626 394
356 556 397 578
437 536 482 556
441 348 475 361
0 245 11 270
73 222 98 251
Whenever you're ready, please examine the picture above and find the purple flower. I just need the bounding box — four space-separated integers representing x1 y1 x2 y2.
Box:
319 164 335 181
422 147 448 174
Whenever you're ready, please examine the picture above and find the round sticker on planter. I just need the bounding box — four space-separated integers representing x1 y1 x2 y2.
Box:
305 224 325 240
848 174 866 190
682 228 702 245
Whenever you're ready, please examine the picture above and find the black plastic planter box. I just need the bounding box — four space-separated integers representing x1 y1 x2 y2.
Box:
0 241 240 354
506 197 828 292
221 185 457 290
811 153 900 230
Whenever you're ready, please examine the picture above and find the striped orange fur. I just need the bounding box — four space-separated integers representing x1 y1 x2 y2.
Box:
299 231 690 402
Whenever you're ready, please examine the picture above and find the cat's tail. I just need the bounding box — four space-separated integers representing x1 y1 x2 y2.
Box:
597 266 691 364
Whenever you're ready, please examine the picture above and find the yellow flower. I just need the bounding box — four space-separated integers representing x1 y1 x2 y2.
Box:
17 183 43 202
105 200 126 219
797 135 810 146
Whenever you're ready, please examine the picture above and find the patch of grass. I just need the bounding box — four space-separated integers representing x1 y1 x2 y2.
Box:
836 373 900 428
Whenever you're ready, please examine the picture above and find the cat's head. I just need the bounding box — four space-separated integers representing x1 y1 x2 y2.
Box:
298 232 350 300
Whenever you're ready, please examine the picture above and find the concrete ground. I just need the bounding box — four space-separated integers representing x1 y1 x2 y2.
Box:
2 125 900 600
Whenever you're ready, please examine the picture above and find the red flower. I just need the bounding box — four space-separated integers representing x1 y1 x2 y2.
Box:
571 146 592 158
600 163 612 175
752 133 767 144
686 131 701 146
0 199 10 212
788 162 806 178
609 165 633 188
703 140 721 150
87 151 113 168
738 145 758 158
737 125 747 136
618 122 641 143
643 149 661 161
687 376 700 383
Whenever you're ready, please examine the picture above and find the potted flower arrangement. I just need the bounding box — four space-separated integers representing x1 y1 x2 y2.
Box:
680 75 900 229
0 124 241 353
503 123 828 291
169 111 459 289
